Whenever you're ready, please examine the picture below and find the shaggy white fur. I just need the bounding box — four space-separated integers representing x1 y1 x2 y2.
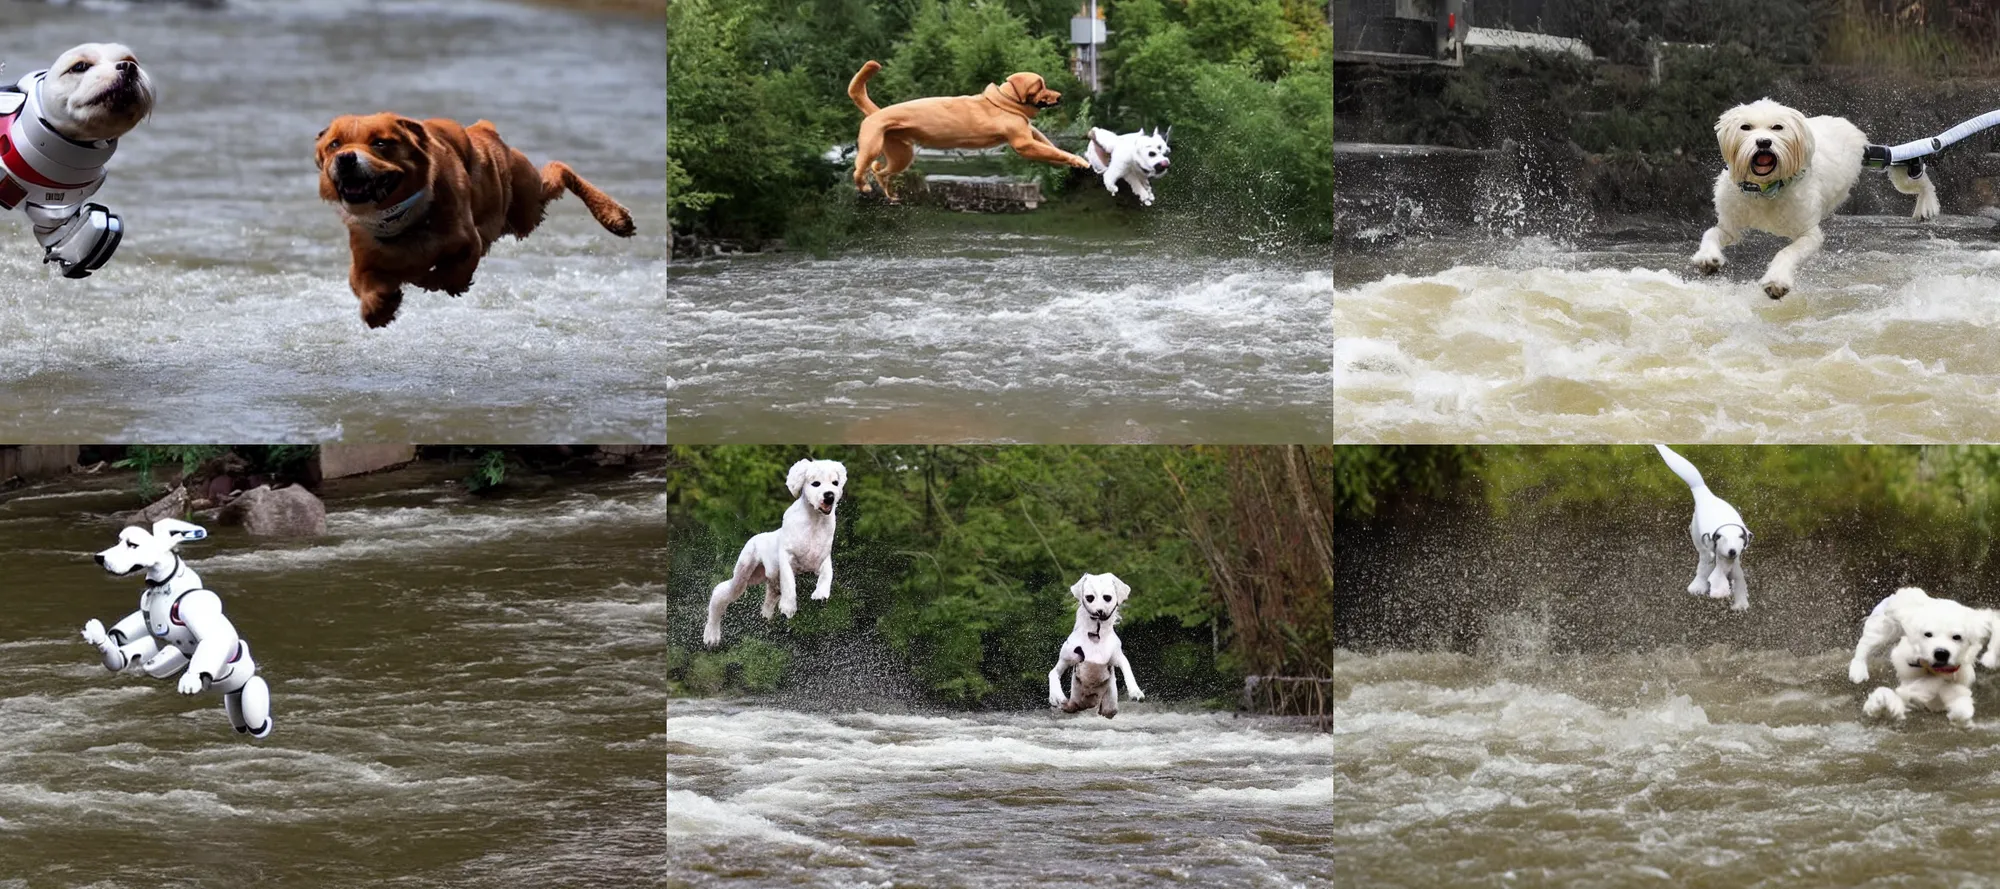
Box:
1849 586 2000 727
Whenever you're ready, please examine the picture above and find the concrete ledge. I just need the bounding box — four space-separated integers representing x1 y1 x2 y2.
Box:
0 446 78 481
316 445 416 480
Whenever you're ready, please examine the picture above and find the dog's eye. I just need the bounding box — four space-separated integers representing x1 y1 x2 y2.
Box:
811 481 821 487
1926 631 1935 637
1772 124 1784 130
126 541 137 548
68 61 91 74
1740 124 1752 131
1956 635 1965 641
371 139 394 150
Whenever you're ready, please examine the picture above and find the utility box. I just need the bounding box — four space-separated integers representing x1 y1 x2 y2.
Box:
1070 16 1105 45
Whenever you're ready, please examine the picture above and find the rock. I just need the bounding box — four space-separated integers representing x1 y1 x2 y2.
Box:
118 486 189 526
217 484 327 537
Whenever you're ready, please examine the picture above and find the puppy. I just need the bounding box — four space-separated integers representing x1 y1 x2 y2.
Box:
1086 127 1171 206
1656 444 1753 611
1692 98 1937 299
1849 586 2000 726
314 113 637 328
1047 573 1144 718
847 59 1091 202
78 518 273 738
0 44 155 277
702 459 846 647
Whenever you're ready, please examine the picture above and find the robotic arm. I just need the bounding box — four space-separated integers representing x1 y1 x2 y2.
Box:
174 590 240 694
80 611 148 671
23 199 122 279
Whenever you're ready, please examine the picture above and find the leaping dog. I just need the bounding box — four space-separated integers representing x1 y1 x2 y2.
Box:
1047 573 1144 718
1656 444 1753 611
80 518 272 738
702 459 846 647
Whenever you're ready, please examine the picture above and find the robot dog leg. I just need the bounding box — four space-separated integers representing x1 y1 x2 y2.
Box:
81 613 157 672
23 200 122 279
211 643 271 739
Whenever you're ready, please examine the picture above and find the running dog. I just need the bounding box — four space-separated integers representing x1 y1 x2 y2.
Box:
79 518 273 738
1692 98 1937 299
1047 573 1143 718
846 59 1090 202
1086 126 1171 206
1656 444 1753 611
315 112 637 328
1849 586 2000 726
702 459 846 647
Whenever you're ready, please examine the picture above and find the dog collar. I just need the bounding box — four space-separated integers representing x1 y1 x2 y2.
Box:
145 553 183 590
341 187 431 240
0 71 114 209
1737 166 1803 198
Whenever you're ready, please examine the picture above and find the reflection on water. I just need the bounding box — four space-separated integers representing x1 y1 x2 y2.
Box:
668 698 1333 885
0 463 664 885
1335 218 2000 442
0 0 666 440
668 232 1334 443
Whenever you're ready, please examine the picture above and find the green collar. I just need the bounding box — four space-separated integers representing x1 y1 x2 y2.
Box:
1738 166 1803 198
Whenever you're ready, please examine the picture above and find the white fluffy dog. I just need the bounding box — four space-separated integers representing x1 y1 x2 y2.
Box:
1692 98 1937 299
1047 573 1143 717
1849 586 2000 726
80 518 273 738
1656 444 1753 611
702 459 846 648
1085 127 1170 206
34 43 157 143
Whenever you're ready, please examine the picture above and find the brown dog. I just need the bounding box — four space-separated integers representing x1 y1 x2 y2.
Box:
847 60 1090 201
314 113 636 328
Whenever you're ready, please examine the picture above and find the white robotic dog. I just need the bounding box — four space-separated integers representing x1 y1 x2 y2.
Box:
1047 572 1144 718
80 518 272 739
0 44 156 278
1085 126 1171 206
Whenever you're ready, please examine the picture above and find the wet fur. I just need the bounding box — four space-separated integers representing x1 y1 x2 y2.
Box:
314 112 636 328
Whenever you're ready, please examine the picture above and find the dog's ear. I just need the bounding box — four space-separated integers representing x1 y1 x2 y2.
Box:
786 459 810 497
150 517 207 547
1701 531 1713 546
1162 125 1171 142
1002 72 1044 105
1069 574 1091 600
394 116 429 149
1106 573 1131 601
1742 527 1754 542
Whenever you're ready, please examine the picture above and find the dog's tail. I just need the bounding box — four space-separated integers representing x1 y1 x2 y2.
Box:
1654 444 1709 493
538 161 637 237
849 60 884 117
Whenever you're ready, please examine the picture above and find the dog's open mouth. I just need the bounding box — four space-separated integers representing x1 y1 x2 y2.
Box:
1750 150 1778 178
335 173 399 206
817 501 835 515
1930 663 1961 674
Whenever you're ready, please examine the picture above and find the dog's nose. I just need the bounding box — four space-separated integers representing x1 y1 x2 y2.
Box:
1936 648 1953 664
92 554 106 567
1756 138 1772 149
116 61 137 77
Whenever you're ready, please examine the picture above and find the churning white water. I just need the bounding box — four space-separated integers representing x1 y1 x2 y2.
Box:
668 699 1333 885
1335 218 2000 441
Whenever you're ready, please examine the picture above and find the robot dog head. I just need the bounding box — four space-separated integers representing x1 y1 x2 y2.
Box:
786 459 847 516
95 518 206 579
1703 524 1752 562
314 113 432 208
38 43 154 144
997 72 1062 112
1070 572 1131 623
1716 99 1813 191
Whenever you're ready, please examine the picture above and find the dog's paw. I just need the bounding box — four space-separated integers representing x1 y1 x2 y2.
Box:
702 623 723 648
80 619 108 648
1128 687 1145 701
1863 687 1906 721
1913 192 1941 221
1848 660 1871 684
1730 599 1750 612
779 599 797 619
1691 252 1724 275
1761 279 1791 300
759 600 777 620
810 588 830 601
605 207 637 238
1951 704 1975 727
1049 693 1066 708
1687 581 1710 597
1140 195 1154 207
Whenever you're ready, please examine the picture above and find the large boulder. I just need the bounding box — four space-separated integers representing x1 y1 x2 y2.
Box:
216 484 327 537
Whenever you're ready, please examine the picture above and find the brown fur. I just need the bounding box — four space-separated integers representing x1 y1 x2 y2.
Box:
314 113 637 329
847 60 1089 201
1060 656 1117 718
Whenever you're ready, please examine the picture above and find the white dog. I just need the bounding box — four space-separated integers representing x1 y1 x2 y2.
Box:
0 43 154 277
1849 586 2000 726
702 459 846 648
1692 98 1937 299
79 518 273 738
1047 573 1143 717
1085 127 1170 206
1656 444 1753 611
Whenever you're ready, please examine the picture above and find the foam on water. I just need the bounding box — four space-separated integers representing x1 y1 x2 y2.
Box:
668 240 1333 442
669 700 1332 884
1336 222 2000 441
1336 645 2000 884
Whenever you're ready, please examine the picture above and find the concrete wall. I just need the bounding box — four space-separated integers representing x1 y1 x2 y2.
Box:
0 446 78 481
